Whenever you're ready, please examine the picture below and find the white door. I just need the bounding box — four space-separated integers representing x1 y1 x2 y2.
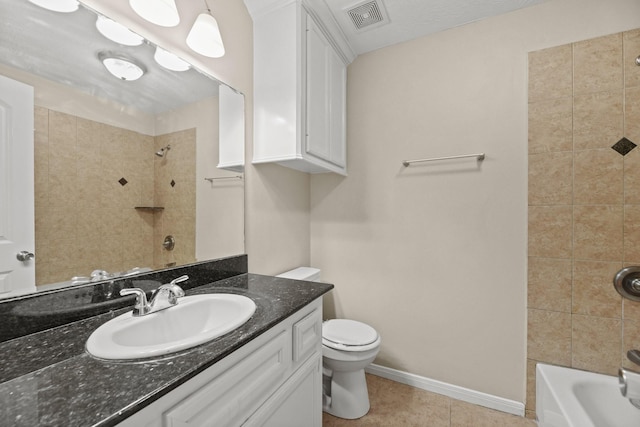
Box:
0 74 35 297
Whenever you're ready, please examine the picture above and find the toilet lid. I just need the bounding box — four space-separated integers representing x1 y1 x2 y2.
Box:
322 319 378 347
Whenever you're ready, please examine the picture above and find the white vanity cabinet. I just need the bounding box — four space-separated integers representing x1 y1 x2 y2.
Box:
245 0 355 176
118 298 323 427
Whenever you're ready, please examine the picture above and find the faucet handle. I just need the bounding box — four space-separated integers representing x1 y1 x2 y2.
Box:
120 288 150 316
152 275 188 306
170 275 189 286
165 275 188 300
628 349 640 366
157 284 184 304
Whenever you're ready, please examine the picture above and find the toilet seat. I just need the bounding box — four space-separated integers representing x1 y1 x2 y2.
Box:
322 319 380 352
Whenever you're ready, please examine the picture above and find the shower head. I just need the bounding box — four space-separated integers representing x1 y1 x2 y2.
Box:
155 144 171 157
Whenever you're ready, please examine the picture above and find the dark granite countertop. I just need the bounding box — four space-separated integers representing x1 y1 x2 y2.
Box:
0 273 333 427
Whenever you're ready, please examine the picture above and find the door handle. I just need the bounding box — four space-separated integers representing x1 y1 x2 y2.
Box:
16 251 35 262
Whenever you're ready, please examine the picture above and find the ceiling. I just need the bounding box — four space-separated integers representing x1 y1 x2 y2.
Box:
0 0 219 115
323 0 547 55
0 0 548 112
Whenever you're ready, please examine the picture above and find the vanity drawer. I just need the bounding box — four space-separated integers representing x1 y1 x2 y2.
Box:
292 308 321 364
163 330 291 426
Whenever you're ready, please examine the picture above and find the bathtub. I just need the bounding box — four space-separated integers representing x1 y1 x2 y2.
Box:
536 363 640 427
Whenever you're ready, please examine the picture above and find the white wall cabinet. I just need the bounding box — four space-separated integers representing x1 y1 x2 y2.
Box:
118 298 323 427
218 85 245 172
245 0 354 176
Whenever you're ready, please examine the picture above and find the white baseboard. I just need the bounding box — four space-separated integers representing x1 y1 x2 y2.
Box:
365 364 525 417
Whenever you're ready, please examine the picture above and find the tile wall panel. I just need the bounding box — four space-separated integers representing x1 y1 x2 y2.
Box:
153 129 197 269
573 90 624 150
34 109 196 285
528 151 573 205
527 28 640 417
573 33 623 95
624 29 640 88
527 257 572 312
528 44 573 102
528 97 573 153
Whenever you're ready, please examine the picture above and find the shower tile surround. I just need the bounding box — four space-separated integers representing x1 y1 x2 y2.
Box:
153 129 197 268
34 107 196 285
527 28 640 418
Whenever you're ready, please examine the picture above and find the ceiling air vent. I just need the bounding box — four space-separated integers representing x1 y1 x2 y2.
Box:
346 0 389 31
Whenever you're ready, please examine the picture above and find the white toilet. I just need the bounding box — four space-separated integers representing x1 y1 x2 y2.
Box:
276 267 381 419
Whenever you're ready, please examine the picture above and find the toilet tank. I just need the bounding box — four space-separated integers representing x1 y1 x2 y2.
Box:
276 267 321 282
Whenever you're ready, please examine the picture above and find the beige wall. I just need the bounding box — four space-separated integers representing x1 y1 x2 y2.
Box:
310 0 640 404
527 29 640 418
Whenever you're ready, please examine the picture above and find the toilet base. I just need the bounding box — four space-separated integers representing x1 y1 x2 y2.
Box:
322 368 370 419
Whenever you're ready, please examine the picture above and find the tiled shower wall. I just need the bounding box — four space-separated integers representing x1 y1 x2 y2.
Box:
34 107 195 285
527 29 640 417
153 129 196 269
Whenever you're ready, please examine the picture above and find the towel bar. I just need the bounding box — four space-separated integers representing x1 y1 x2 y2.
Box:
402 153 485 167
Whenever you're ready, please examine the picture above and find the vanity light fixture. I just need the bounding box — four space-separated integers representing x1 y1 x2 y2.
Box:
154 47 190 72
186 1 225 58
129 0 180 27
28 0 79 13
96 16 144 46
98 51 146 81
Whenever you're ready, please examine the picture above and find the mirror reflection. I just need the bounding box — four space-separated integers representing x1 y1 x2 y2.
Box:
0 0 244 297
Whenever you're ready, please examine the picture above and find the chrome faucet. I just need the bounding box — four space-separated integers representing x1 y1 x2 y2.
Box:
120 275 188 316
619 349 640 409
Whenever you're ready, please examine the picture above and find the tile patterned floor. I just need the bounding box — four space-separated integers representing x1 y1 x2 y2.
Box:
323 374 537 426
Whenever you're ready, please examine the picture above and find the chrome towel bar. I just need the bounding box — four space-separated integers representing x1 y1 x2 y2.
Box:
204 176 243 182
402 153 485 167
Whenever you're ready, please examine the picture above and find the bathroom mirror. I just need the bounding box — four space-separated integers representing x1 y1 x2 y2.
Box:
0 0 244 296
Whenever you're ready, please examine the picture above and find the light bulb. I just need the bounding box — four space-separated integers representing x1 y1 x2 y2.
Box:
96 16 144 46
98 52 146 81
129 0 180 27
186 13 225 58
28 0 79 13
154 47 190 72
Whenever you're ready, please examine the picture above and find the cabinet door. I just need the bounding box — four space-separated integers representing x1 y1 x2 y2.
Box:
244 353 322 427
305 14 347 170
305 15 331 162
218 85 245 172
327 47 346 168
163 331 290 426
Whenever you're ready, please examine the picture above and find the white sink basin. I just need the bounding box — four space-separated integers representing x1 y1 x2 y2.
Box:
86 294 256 360
537 363 640 427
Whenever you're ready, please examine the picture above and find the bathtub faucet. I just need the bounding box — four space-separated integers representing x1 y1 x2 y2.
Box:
619 368 640 409
629 349 640 367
